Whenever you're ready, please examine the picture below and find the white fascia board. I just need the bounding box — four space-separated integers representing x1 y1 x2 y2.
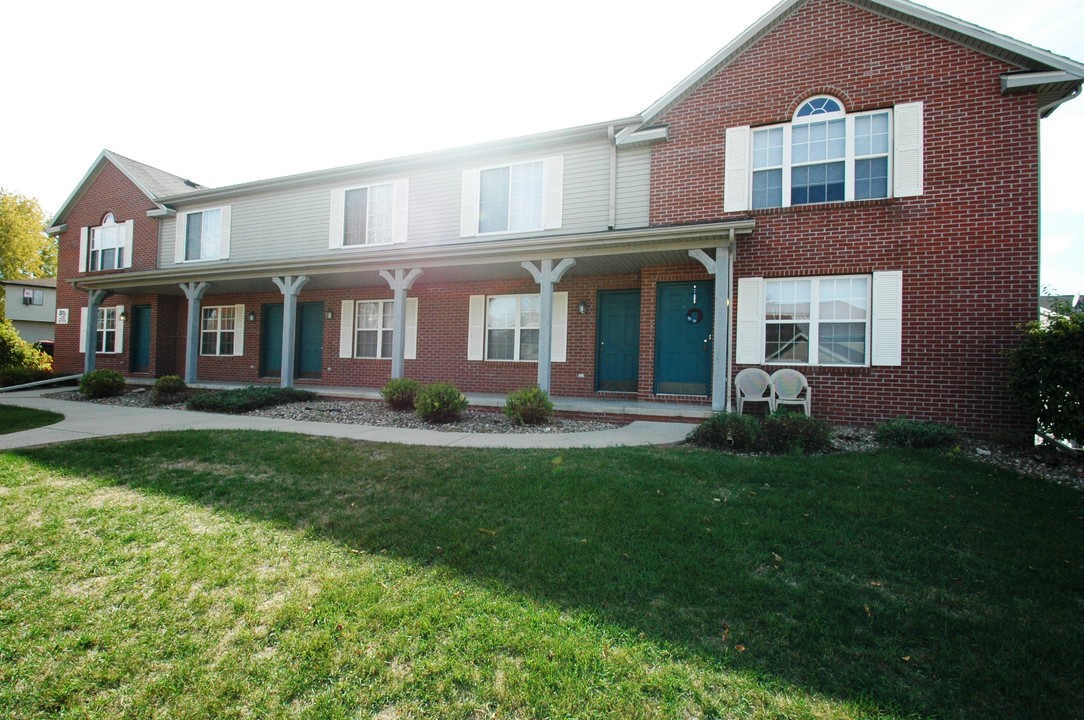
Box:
147 208 178 218
46 224 67 235
615 126 670 147
1001 71 1081 92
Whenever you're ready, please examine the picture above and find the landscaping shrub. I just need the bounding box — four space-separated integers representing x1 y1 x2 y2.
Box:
503 385 555 425
381 377 422 411
0 365 52 388
415 382 468 423
875 417 960 449
686 412 761 451
0 319 52 386
760 410 833 454
186 386 315 414
79 369 126 399
150 375 188 405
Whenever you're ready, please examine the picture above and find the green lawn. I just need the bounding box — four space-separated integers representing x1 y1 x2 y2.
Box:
1 431 1081 719
0 404 63 434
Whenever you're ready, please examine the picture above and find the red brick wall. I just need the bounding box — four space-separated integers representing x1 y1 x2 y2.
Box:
647 0 1039 437
54 161 162 375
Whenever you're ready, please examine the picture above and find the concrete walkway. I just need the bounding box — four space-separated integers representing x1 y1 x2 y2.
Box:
0 388 697 451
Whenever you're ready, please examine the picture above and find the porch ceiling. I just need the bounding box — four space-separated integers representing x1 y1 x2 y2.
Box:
71 220 754 299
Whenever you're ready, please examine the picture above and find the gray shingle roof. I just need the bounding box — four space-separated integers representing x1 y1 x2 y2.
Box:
106 151 204 199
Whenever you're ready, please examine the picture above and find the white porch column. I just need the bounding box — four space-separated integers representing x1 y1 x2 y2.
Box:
378 268 423 379
690 242 734 413
272 275 310 388
522 258 576 392
82 289 112 375
180 282 209 383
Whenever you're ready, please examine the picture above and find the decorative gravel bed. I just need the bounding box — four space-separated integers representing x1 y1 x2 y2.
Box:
45 387 1082 488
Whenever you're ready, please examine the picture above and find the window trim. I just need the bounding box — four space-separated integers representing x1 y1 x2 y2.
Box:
329 179 409 250
83 214 133 272
200 305 241 357
353 299 394 359
762 275 871 367
484 293 541 362
460 156 564 238
77 304 124 355
174 206 232 264
96 306 119 354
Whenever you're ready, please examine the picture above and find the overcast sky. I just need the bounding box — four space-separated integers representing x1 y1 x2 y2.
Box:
2 0 1081 293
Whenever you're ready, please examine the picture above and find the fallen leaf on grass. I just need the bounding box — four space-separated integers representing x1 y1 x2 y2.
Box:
735 644 746 652
477 528 497 536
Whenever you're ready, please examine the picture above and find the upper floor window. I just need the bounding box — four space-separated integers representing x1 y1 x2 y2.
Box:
83 213 132 271
23 288 45 305
329 180 408 249
460 156 564 237
723 101 923 213
174 206 231 263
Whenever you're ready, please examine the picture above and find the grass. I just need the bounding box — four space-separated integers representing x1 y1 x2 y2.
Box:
1 432 1082 719
0 404 63 434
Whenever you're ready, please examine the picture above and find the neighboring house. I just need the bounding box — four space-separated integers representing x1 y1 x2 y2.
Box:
46 0 1084 438
1039 294 1082 326
2 277 57 345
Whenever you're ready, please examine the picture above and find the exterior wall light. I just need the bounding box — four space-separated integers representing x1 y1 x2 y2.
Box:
578 300 588 315
247 311 257 322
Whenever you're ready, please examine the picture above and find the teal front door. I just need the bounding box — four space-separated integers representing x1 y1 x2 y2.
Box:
655 281 713 396
129 305 151 373
596 290 640 392
259 302 324 379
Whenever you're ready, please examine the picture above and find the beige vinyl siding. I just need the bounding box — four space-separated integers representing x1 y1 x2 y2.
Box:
408 168 462 242
615 146 650 229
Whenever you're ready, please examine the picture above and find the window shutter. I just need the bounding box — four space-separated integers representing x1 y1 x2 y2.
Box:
467 294 485 360
735 277 764 364
460 169 480 237
219 206 232 259
114 305 125 353
893 102 923 198
393 179 410 244
871 271 903 366
405 297 419 359
724 126 751 213
551 291 568 362
79 307 87 353
542 156 564 230
339 300 355 358
79 227 89 272
328 189 345 249
174 214 186 263
232 304 245 356
122 220 134 268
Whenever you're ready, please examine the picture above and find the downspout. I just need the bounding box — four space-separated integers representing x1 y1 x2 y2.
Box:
607 125 617 230
726 228 736 412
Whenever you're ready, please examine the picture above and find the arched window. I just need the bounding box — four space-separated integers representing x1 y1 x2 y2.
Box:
89 213 126 271
794 96 843 118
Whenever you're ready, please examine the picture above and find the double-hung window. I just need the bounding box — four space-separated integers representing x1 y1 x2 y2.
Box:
96 307 118 353
329 180 409 249
84 213 133 271
354 300 393 359
460 156 564 237
201 306 237 356
486 294 540 361
727 99 922 212
763 276 870 365
175 206 231 263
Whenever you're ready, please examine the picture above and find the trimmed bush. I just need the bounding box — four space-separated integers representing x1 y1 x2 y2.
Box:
1008 303 1084 444
186 386 316 414
415 382 468 423
0 365 52 388
151 375 188 405
503 385 555 426
687 412 761 451
0 319 52 386
760 410 833 454
79 369 126 399
875 417 960 449
381 377 422 411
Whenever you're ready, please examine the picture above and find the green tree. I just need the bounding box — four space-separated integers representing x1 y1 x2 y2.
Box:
0 189 58 316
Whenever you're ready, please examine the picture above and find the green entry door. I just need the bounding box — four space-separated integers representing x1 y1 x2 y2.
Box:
129 305 151 373
260 302 324 379
596 290 640 392
655 281 713 396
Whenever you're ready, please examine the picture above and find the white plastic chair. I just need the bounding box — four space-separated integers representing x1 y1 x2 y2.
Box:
734 368 774 415
770 368 811 415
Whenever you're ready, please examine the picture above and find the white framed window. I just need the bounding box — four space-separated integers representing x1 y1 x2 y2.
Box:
354 300 394 359
329 180 409 249
82 214 133 271
201 306 237 356
174 206 231 263
485 294 540 361
96 306 119 353
736 272 902 367
460 156 564 237
725 101 923 212
78 305 124 354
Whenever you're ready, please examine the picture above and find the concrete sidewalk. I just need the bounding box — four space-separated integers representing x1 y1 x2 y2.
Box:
0 389 696 451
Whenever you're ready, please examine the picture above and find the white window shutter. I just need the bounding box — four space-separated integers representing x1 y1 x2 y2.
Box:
79 307 87 353
339 300 355 358
724 126 751 213
174 214 186 263
460 169 481 238
122 220 135 268
233 304 245 356
405 297 419 359
735 277 764 364
115 305 125 354
79 227 89 272
393 179 410 244
219 206 232 259
893 102 924 198
328 189 345 249
551 291 568 362
542 156 564 230
467 294 485 360
871 271 903 366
